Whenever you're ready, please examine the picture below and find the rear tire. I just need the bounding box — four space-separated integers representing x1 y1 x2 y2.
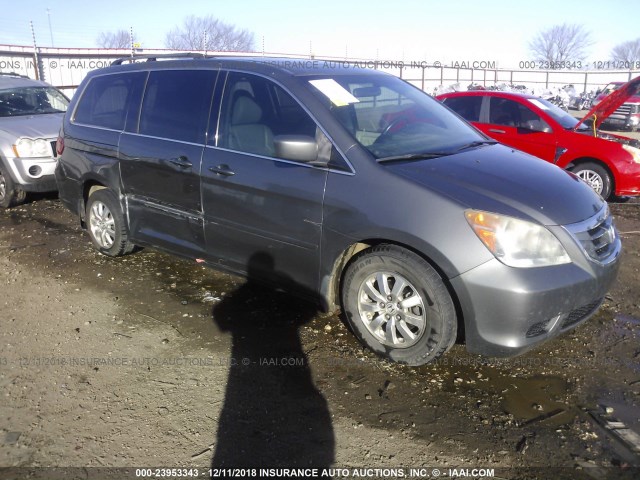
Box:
85 189 135 257
0 165 26 208
572 162 612 200
341 244 457 366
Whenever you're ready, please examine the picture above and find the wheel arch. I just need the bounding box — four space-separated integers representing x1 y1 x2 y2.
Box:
565 157 616 196
0 152 15 178
79 179 109 225
324 238 466 343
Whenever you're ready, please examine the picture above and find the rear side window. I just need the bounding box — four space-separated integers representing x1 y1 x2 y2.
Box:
442 96 482 122
139 70 216 144
73 73 145 130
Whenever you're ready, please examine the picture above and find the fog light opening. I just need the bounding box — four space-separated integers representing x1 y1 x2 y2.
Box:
28 165 42 177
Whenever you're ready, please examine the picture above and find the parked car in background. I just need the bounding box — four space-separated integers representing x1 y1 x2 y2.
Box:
56 56 620 365
0 73 69 208
591 81 640 131
437 76 640 200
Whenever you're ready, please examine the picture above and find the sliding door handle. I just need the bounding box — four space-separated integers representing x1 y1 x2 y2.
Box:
209 164 235 176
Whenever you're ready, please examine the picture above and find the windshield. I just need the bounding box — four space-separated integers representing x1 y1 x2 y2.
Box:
0 86 69 117
527 97 587 130
306 74 484 159
601 83 621 97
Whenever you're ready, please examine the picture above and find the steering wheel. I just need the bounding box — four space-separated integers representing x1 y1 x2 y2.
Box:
374 116 409 145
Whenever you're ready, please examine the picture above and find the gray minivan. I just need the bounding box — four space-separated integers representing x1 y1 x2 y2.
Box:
55 56 621 365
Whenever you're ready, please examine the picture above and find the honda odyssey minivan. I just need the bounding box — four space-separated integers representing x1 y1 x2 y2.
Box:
55 56 621 365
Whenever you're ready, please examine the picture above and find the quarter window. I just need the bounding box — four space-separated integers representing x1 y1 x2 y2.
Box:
74 72 145 130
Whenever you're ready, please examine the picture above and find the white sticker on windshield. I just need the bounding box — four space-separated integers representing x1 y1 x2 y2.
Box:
309 79 359 107
528 98 550 110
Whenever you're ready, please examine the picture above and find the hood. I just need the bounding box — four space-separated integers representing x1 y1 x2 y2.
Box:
576 76 640 130
384 144 604 226
0 113 65 139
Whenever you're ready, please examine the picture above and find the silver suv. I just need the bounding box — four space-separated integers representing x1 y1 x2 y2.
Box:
0 73 69 208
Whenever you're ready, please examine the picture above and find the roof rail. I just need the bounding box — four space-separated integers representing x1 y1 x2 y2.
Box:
111 53 205 66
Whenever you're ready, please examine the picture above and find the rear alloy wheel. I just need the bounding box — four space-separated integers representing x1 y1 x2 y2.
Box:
341 244 457 366
86 189 135 257
572 162 612 200
0 165 26 208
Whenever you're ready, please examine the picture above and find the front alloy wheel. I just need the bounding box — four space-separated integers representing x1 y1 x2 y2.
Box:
572 162 612 200
0 172 6 202
357 272 426 348
342 244 457 366
575 169 603 194
0 165 26 208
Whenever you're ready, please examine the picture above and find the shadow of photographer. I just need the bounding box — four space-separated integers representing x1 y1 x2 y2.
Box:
210 252 335 469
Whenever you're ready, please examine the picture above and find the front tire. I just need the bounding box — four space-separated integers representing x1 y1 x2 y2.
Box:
85 189 135 257
0 165 26 208
341 244 457 366
572 162 612 200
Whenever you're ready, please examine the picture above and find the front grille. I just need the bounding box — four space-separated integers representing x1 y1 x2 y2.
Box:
612 104 632 117
526 319 551 338
50 140 58 158
567 209 618 263
561 298 602 329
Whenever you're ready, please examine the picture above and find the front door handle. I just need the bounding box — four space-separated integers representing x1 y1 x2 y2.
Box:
488 128 506 134
169 156 192 168
209 164 235 177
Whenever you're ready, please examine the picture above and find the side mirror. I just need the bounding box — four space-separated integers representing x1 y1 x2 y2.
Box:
518 120 552 133
274 135 318 163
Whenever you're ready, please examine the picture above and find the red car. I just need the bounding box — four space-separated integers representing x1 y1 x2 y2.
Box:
436 77 640 200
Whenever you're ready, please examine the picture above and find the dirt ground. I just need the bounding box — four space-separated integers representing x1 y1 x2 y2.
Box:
1 177 640 478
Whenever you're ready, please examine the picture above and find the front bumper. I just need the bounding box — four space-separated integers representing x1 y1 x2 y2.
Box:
614 160 640 196
451 210 621 357
452 257 619 356
602 116 639 131
4 155 59 192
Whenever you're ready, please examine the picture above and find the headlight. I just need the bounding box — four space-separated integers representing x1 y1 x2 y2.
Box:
12 138 51 158
465 210 571 268
622 144 640 163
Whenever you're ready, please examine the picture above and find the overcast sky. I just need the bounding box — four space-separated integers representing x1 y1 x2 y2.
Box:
3 0 638 68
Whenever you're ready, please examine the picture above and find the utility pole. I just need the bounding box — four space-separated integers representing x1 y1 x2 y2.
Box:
47 7 55 47
130 26 134 58
30 20 40 80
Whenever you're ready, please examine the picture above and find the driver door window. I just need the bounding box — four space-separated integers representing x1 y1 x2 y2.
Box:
218 73 318 159
489 98 550 131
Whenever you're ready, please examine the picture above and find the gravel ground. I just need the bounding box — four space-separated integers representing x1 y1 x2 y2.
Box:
0 181 639 479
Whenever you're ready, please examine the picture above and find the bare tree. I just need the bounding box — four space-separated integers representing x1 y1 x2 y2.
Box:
96 30 134 49
611 38 640 64
528 23 593 67
165 15 254 52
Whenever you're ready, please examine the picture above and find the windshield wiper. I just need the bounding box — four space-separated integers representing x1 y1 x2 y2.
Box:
455 140 497 152
377 152 452 163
